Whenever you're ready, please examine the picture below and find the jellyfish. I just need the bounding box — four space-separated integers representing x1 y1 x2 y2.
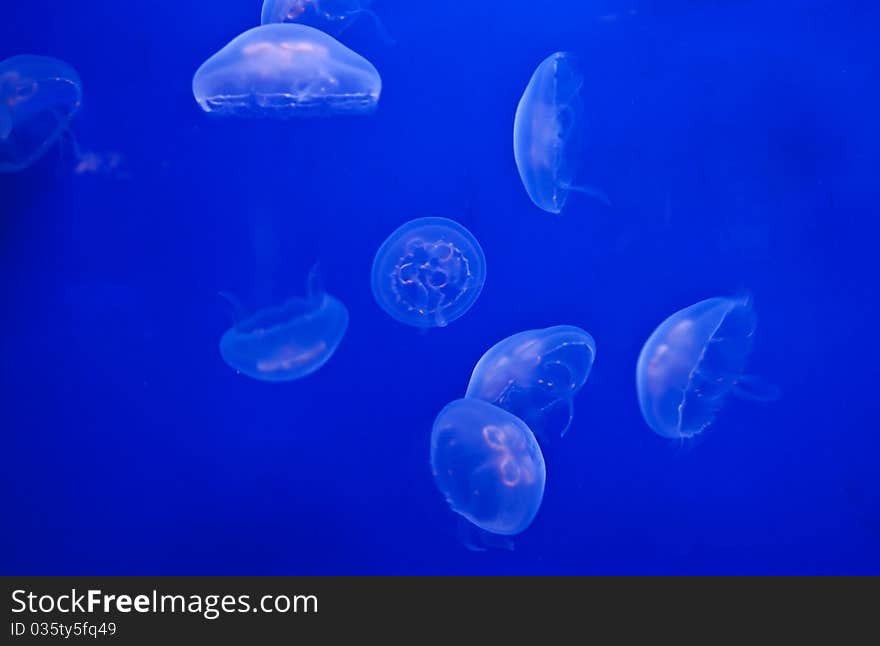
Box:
431 398 546 547
466 326 596 445
260 0 394 44
192 24 382 117
371 217 486 329
636 293 778 440
0 55 82 173
513 52 609 214
219 266 348 382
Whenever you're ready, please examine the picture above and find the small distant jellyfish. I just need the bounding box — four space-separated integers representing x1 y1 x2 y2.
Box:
636 293 777 440
431 399 546 544
260 0 394 44
371 217 486 328
466 326 596 444
219 266 348 382
0 55 82 173
513 52 608 214
192 24 382 117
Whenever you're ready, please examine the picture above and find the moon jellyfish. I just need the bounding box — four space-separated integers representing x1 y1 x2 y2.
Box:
260 0 394 44
431 399 546 546
466 326 596 444
513 52 608 214
371 217 486 329
219 266 348 382
192 24 381 117
0 55 82 173
636 293 778 440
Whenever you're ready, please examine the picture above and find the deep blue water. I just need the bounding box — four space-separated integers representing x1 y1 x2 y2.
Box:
1 0 878 574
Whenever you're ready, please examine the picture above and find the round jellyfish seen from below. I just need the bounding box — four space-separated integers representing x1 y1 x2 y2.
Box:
0 55 82 173
466 326 596 445
636 293 777 440
371 217 486 328
192 24 381 117
513 52 608 214
431 398 546 541
219 266 349 382
261 0 394 44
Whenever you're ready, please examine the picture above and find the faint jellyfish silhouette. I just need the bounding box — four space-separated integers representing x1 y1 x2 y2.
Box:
466 326 596 445
431 398 546 549
192 24 381 117
0 55 82 173
260 0 394 44
219 265 349 382
513 52 609 214
371 217 486 328
636 293 778 440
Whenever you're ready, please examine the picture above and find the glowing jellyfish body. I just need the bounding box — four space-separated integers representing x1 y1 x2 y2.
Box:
636 294 770 439
371 217 486 328
513 52 606 214
219 269 348 382
0 55 82 173
260 0 392 43
466 326 596 443
192 24 381 117
431 398 546 537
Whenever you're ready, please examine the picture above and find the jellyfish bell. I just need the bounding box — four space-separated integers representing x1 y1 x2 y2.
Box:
371 217 486 329
513 51 609 214
219 266 349 382
0 55 82 173
192 23 382 118
430 399 546 547
636 292 778 441
260 0 395 45
466 325 596 445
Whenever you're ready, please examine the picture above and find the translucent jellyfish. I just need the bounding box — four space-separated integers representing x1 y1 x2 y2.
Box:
513 52 608 214
431 399 546 543
636 293 777 440
466 326 596 444
192 24 381 117
0 55 82 173
219 266 348 382
260 0 394 44
371 217 486 328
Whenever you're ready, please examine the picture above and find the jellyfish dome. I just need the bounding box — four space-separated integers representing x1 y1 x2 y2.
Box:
636 293 766 439
431 398 546 537
192 23 381 117
466 326 596 442
513 52 606 214
371 217 486 328
0 55 82 173
219 268 348 382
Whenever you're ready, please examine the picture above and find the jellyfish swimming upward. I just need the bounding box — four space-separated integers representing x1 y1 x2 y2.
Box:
0 55 82 173
431 398 546 541
466 326 596 444
260 0 394 43
371 217 486 328
636 293 777 440
513 52 608 214
219 266 349 382
192 23 381 117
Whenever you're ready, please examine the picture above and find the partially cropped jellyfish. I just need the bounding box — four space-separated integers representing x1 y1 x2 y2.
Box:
371 217 486 329
466 326 596 445
636 293 778 440
260 0 394 44
513 52 608 214
192 24 382 117
0 55 82 173
219 266 348 382
431 399 546 549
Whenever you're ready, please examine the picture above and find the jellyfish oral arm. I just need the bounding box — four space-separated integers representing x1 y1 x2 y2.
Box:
561 183 612 207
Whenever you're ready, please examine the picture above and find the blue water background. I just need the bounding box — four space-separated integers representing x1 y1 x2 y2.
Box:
1 0 878 574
